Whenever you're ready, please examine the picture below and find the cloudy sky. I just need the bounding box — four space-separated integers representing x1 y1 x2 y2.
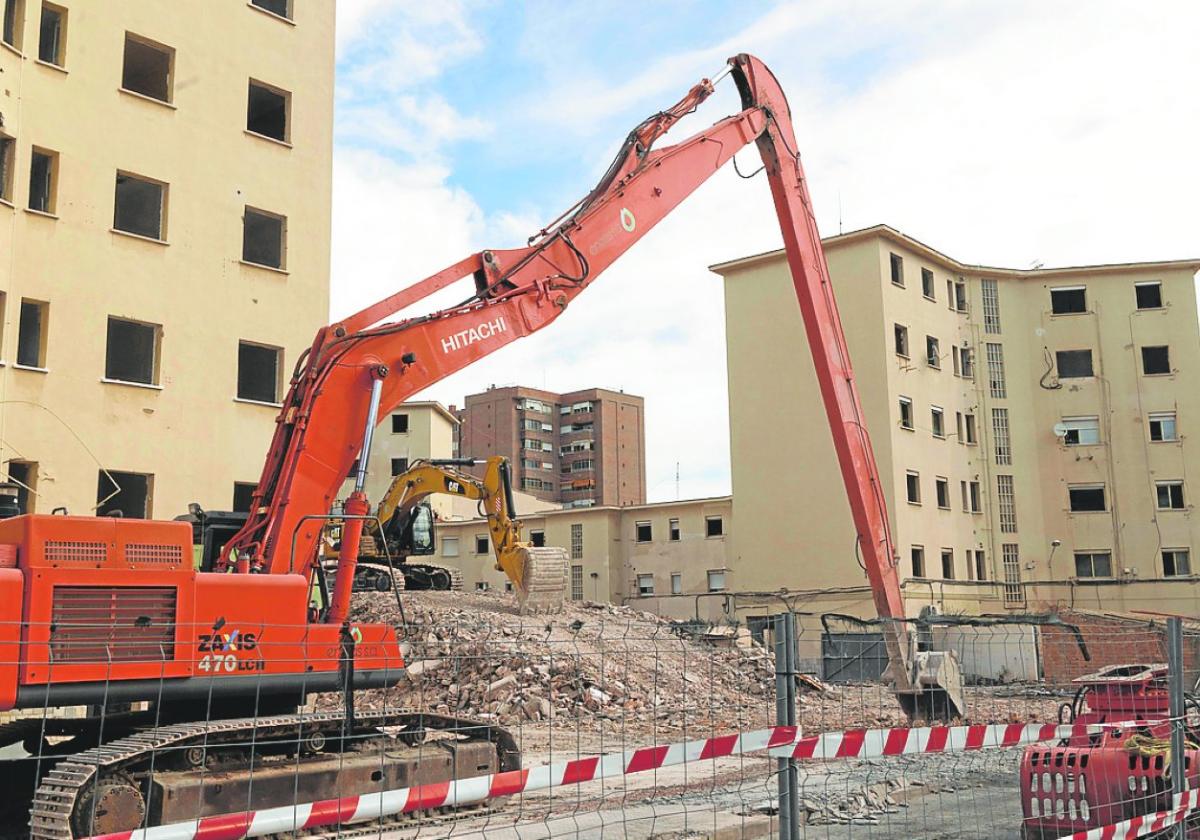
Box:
330 0 1199 502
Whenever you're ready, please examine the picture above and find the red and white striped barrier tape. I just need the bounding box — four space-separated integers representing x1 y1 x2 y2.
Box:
770 721 1098 761
1057 788 1199 840
85 718 1152 840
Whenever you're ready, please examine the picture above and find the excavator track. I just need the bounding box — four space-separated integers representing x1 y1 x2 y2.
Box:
27 709 519 839
516 546 569 614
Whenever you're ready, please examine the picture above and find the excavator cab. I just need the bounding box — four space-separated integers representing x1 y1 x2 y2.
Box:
380 499 435 557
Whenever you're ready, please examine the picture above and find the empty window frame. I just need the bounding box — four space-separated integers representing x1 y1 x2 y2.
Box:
38 2 64 66
894 323 909 357
1061 415 1100 446
122 33 173 102
960 347 975 379
1068 484 1106 512
636 573 654 596
232 482 256 513
706 570 726 592
570 523 583 559
0 133 14 203
935 476 950 509
236 341 281 403
668 518 680 541
911 545 926 578
921 267 935 299
963 413 977 444
981 278 1001 333
905 470 921 505
114 171 166 240
474 535 489 555
250 0 292 19
96 469 152 518
2 0 23 49
705 515 724 537
529 530 545 547
27 146 57 213
1163 549 1191 578
391 413 409 433
931 406 945 439
986 343 1007 398
968 480 982 514
571 565 584 600
635 521 652 543
940 548 954 580
1149 411 1178 442
951 345 960 375
1074 551 1112 578
1156 481 1185 510
997 475 1017 533
390 457 408 476
972 550 987 581
7 460 35 514
1141 345 1171 375
242 207 286 269
926 335 940 368
953 280 967 312
16 298 47 367
1002 544 1023 606
1050 286 1087 315
104 317 160 385
671 572 682 595
247 79 290 142
1056 349 1094 378
1135 281 1163 310
898 396 914 430
992 408 1012 464
889 252 904 286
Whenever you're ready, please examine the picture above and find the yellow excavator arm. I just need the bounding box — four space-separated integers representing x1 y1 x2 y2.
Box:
372 456 569 613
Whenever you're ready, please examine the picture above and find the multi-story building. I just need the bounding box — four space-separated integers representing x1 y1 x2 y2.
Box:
713 225 1200 619
0 0 333 518
431 495 732 616
453 385 646 508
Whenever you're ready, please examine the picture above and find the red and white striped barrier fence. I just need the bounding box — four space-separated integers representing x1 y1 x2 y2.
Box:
1058 788 1200 840
85 719 1156 840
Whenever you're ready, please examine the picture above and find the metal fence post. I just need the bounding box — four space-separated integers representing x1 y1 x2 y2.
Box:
1167 617 1186 839
775 612 800 840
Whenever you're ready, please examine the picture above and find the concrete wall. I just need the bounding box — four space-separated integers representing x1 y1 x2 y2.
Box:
0 1 333 517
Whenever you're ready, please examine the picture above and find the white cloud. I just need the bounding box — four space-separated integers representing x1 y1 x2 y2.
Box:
331 1 1200 503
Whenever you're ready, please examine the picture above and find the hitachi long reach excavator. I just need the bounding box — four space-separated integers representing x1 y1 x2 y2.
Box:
0 54 962 838
327 456 570 612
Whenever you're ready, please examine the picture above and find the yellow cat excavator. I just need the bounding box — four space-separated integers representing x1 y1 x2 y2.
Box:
331 456 570 613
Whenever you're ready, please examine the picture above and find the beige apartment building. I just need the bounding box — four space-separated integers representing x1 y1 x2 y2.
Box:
713 225 1200 620
433 495 733 617
0 0 333 518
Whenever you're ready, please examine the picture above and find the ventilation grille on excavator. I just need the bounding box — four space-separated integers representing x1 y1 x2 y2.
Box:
50 586 177 663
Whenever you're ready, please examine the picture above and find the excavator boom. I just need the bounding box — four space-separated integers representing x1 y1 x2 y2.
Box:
221 54 958 715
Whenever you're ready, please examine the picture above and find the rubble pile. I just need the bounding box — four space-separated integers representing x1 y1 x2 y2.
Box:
334 590 779 735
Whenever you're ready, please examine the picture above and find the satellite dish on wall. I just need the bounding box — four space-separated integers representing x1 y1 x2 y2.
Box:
1052 422 1069 438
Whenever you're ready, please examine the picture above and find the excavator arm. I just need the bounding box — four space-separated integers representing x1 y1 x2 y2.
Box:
365 456 569 612
222 53 961 718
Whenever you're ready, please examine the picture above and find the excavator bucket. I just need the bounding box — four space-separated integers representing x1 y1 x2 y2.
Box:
895 650 966 721
514 545 570 614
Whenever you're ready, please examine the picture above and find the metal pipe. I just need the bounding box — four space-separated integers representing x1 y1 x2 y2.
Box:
353 375 385 492
1167 617 1186 839
774 613 790 840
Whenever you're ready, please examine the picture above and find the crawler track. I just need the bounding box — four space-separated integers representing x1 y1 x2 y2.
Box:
26 709 518 839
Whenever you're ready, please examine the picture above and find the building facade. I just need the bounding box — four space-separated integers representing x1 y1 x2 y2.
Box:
453 385 646 509
432 495 732 618
0 0 333 518
713 226 1200 619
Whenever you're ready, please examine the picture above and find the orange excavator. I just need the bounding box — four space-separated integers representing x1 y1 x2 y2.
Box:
0 54 959 838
